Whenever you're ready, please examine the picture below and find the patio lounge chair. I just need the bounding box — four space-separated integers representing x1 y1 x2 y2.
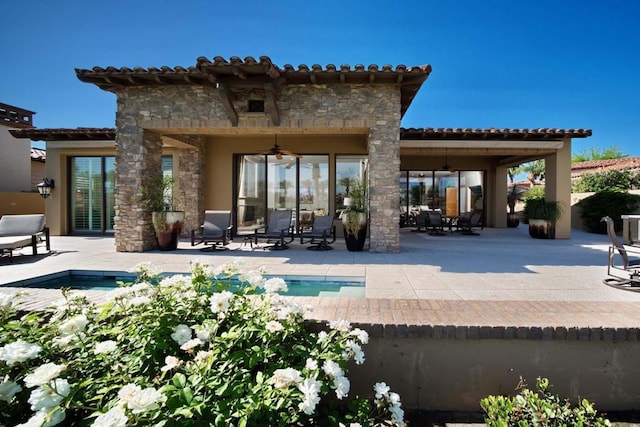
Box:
602 216 640 292
299 215 336 250
411 211 428 232
254 209 294 250
191 210 232 251
457 212 483 235
426 211 447 236
0 214 50 263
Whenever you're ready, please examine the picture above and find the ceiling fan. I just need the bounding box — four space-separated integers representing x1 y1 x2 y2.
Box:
441 151 455 172
259 135 302 160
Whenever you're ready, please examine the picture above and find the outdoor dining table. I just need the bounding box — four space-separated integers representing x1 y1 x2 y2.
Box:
442 215 460 233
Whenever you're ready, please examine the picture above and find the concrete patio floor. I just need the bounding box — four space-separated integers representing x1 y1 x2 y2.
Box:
2 224 640 328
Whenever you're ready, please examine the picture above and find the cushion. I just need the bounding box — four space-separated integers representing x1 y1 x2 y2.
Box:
0 214 45 237
0 236 33 250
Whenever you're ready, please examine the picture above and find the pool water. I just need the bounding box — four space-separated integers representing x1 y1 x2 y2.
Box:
4 270 365 298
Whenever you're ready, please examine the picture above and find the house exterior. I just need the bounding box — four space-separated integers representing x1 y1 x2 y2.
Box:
0 103 36 192
571 157 640 181
11 56 591 253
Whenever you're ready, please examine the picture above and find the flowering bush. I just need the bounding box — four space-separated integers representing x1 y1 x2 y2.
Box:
0 260 405 426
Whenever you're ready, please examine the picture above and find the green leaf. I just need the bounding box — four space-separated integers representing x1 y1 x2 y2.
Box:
172 372 187 388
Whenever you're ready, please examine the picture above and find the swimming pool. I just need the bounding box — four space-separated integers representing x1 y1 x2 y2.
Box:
2 270 365 298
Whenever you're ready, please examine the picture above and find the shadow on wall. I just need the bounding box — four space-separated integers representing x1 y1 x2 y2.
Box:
571 190 640 230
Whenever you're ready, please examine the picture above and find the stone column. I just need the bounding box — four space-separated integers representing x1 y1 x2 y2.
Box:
368 124 401 253
114 110 162 251
176 136 206 234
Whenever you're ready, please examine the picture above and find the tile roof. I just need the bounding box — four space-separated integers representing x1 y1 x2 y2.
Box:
30 148 46 162
0 102 35 129
75 55 432 117
400 127 592 140
9 128 116 141
571 157 640 178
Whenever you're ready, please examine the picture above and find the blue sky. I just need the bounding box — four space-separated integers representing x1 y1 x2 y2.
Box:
2 0 639 156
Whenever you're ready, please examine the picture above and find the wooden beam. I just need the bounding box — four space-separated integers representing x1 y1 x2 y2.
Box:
264 83 280 126
218 82 238 127
231 66 248 79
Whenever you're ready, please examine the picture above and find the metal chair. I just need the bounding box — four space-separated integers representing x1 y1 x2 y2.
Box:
191 210 232 251
300 215 336 250
458 212 484 235
602 216 640 291
426 211 447 236
254 209 294 250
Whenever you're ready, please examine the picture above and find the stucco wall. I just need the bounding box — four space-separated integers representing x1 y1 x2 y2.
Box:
0 126 31 192
0 192 44 217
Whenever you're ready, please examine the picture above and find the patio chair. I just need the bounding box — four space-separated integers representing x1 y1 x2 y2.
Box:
191 210 233 251
426 211 447 236
457 212 484 235
411 211 428 232
0 214 50 263
601 216 640 291
254 209 294 250
299 215 336 250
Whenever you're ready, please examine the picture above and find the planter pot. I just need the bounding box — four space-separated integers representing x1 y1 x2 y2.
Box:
506 213 520 228
342 212 367 251
528 219 555 239
152 211 185 250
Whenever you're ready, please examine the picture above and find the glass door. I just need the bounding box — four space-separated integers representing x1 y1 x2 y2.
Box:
70 157 116 234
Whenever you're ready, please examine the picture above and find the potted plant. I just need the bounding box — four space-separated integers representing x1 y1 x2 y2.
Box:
523 196 563 239
141 175 184 250
340 177 368 251
506 184 526 227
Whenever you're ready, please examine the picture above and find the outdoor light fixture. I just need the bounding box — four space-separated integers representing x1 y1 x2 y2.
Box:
36 178 54 199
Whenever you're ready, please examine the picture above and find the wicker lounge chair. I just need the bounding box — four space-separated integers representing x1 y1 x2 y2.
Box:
602 216 640 291
0 214 50 262
191 210 232 251
299 215 336 250
254 209 294 250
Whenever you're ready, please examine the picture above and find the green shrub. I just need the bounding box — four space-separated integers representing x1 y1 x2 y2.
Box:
578 190 640 233
481 377 611 426
573 168 640 192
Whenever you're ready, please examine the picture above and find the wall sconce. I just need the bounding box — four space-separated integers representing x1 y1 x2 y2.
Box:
37 178 55 199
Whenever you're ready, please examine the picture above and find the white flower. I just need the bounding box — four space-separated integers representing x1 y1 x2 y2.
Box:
209 291 234 314
316 331 329 343
58 314 89 336
333 375 350 400
322 360 343 379
128 262 161 278
180 338 203 351
16 407 66 427
388 400 405 426
374 382 390 399
297 378 322 415
159 274 190 289
0 292 16 310
265 320 284 333
161 356 182 372
329 319 351 332
190 258 214 276
239 269 265 288
24 363 66 388
170 324 192 345
0 340 42 366
193 325 211 342
350 328 369 345
94 340 118 355
52 334 81 349
92 406 128 427
127 295 152 307
305 358 318 371
125 386 164 414
28 378 70 411
0 375 21 402
129 282 153 294
343 340 365 365
268 368 303 389
263 277 288 293
194 350 213 364
118 384 141 404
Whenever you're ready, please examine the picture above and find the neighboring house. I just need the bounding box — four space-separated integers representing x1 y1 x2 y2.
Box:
0 103 36 192
571 157 640 181
30 147 46 191
11 55 591 253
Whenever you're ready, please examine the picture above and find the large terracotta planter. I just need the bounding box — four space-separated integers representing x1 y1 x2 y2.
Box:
528 219 555 239
152 211 184 251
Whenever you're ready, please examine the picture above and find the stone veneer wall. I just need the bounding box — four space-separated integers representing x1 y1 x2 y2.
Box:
114 84 401 252
176 137 206 234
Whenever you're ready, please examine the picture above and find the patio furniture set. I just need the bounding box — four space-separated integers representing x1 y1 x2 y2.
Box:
410 210 484 236
191 209 336 251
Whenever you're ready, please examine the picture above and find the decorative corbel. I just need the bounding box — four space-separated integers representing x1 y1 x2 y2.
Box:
264 83 280 126
217 82 238 127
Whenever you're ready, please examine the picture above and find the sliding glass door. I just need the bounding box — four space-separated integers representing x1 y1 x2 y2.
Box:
70 157 115 234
